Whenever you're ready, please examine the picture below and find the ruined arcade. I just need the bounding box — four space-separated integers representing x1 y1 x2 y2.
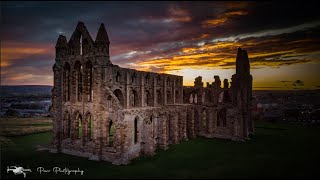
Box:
50 22 254 165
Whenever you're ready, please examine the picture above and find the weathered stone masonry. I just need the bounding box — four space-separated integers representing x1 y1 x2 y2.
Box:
50 22 254 165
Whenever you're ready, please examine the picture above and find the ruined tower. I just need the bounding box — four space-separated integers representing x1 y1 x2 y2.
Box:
232 47 254 136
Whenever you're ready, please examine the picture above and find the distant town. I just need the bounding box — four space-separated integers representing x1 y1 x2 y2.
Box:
0 85 52 117
252 90 320 124
1 85 319 124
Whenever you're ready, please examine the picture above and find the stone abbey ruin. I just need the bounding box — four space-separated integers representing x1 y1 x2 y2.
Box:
50 22 254 165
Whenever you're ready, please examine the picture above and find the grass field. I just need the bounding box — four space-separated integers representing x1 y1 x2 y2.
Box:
0 117 52 137
1 120 320 179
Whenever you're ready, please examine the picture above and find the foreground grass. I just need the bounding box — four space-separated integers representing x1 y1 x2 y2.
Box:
0 117 52 137
1 122 320 179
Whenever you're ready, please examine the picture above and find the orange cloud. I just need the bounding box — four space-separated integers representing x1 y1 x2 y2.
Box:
1 42 53 67
133 35 320 76
225 1 252 9
168 4 191 22
202 10 248 28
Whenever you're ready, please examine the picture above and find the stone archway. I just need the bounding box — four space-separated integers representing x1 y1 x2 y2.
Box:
113 89 124 107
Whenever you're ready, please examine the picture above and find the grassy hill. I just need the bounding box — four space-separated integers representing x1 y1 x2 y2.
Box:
1 120 320 179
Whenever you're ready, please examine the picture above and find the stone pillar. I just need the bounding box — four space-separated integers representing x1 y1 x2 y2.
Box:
173 78 176 104
213 109 218 132
122 114 132 155
153 77 157 107
238 111 244 139
126 86 130 108
89 116 102 161
143 118 155 155
208 109 214 133
191 109 196 138
177 112 183 141
164 77 167 105
101 118 107 147
182 111 188 140
243 112 249 139
173 114 179 144
206 108 210 133
52 63 63 153
116 122 124 154
153 115 159 150
248 109 254 135
159 114 168 149
140 75 145 107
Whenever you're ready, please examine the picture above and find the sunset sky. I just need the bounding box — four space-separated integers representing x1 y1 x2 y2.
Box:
1 1 320 90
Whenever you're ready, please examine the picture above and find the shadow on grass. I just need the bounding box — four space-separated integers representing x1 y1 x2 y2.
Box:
2 122 320 179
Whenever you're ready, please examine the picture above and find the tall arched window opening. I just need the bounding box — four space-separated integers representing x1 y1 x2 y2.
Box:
63 63 71 102
78 114 83 138
131 73 136 84
63 111 71 138
145 90 151 106
113 89 124 107
134 117 138 143
80 35 83 55
108 120 114 146
116 71 121 82
145 74 150 85
86 61 93 102
107 95 112 109
74 61 83 102
130 90 138 107
157 90 162 106
87 114 93 140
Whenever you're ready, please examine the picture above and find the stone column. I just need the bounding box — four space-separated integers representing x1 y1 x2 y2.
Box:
153 116 159 150
52 64 63 153
146 120 155 155
212 109 217 132
159 114 168 149
153 76 157 106
181 110 188 140
173 78 176 104
126 86 130 109
140 75 145 107
248 109 254 135
208 109 214 133
173 114 179 144
191 109 196 138
89 116 102 161
101 118 107 146
177 112 182 141
164 77 167 105
206 108 210 133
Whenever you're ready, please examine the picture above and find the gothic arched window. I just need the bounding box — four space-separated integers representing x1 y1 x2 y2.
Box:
77 114 83 138
86 61 93 102
157 90 162 106
74 61 83 102
63 63 71 102
145 74 150 85
80 35 83 55
134 117 138 143
116 71 121 82
108 120 114 146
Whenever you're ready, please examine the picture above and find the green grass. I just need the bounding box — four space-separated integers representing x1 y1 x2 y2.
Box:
1 122 320 179
0 117 52 137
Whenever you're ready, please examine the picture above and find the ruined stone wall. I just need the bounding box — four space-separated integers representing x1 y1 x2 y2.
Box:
51 22 253 165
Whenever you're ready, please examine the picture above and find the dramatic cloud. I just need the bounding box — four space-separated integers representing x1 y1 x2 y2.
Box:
1 1 320 89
